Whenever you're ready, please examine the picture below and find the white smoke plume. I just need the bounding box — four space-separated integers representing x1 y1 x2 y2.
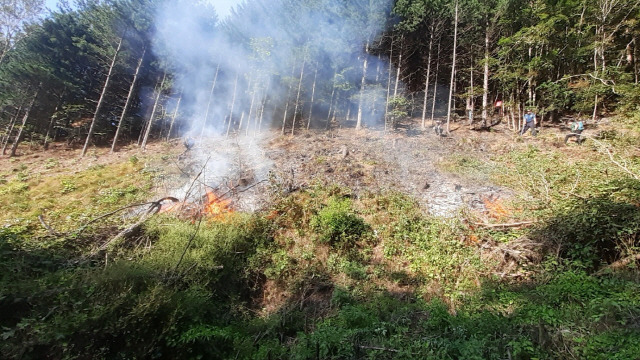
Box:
154 0 396 135
152 0 398 206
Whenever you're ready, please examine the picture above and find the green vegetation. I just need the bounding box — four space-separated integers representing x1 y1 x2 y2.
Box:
1 0 640 357
0 161 152 235
2 129 640 359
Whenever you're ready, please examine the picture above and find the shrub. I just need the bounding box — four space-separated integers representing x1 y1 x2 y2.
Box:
310 197 369 248
536 178 640 268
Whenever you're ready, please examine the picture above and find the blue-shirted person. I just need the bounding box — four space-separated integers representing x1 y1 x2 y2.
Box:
520 109 537 136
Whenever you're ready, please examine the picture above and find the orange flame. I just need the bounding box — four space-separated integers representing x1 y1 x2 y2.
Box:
203 189 233 218
158 191 233 220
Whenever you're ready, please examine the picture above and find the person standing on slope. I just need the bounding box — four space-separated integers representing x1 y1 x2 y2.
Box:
565 118 585 144
520 109 537 136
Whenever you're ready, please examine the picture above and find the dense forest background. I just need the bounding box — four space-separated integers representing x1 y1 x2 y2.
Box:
1 0 639 156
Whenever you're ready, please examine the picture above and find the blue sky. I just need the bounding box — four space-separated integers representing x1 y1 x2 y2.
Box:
44 0 241 19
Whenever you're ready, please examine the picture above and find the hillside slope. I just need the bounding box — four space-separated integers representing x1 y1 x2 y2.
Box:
1 119 639 359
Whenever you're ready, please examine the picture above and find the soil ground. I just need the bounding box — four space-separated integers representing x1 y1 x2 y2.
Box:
1 117 594 217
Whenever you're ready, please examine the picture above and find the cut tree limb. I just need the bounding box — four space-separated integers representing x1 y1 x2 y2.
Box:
595 254 640 276
358 345 403 354
472 221 535 229
76 197 178 236
97 198 179 251
38 215 59 236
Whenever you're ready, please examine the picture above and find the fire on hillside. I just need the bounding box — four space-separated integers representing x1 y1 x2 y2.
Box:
159 188 233 220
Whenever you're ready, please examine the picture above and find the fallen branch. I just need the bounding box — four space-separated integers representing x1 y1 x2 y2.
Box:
76 201 158 235
173 215 203 273
595 254 640 276
472 221 535 229
38 214 59 236
97 201 166 251
182 156 211 204
555 74 618 94
588 137 640 180
217 178 268 199
358 345 402 353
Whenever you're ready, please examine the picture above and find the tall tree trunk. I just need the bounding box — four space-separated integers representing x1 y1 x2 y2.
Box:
600 29 607 73
141 71 167 151
158 106 169 140
226 73 240 138
393 40 403 98
422 26 434 130
257 92 267 134
371 55 382 119
200 63 220 138
326 74 337 129
482 22 490 127
1 103 22 154
509 93 516 131
167 91 182 141
282 63 296 135
467 57 473 125
111 46 145 153
528 46 533 106
446 0 459 133
634 35 638 84
137 77 160 147
81 35 124 157
10 87 39 157
291 58 306 136
384 50 393 131
307 65 318 130
356 40 370 130
594 26 599 72
44 92 64 151
238 80 251 132
385 36 394 131
246 80 258 136
258 77 271 134
238 111 245 132
137 118 147 146
431 40 442 125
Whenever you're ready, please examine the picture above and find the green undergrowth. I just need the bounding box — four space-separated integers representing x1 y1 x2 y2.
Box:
439 125 640 270
2 135 640 358
0 159 154 236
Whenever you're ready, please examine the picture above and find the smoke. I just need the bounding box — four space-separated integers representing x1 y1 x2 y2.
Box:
154 0 396 134
152 0 398 202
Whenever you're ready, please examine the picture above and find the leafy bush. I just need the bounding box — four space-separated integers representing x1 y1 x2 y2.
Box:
537 179 640 267
310 197 369 248
60 179 77 193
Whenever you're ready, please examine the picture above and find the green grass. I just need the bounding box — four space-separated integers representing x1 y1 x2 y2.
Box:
0 161 153 235
1 126 640 359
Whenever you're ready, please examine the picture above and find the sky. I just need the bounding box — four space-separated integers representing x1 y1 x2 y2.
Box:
44 0 242 20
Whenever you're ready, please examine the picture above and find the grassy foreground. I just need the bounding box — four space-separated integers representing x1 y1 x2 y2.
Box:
1 126 640 359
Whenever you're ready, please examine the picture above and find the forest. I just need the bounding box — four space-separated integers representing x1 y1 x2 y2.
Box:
1 0 640 359
1 0 638 148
